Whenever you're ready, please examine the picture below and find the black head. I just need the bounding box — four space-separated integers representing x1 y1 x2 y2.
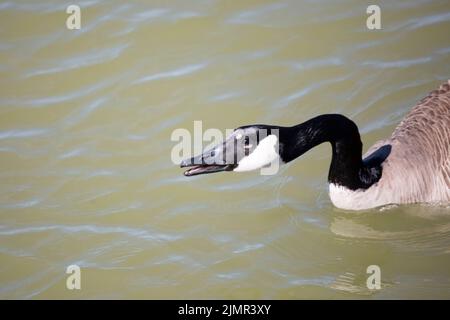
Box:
180 125 285 176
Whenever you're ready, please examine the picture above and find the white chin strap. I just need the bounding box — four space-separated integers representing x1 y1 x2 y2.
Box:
233 135 280 172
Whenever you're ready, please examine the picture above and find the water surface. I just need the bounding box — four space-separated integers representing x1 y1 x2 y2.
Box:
1 0 450 299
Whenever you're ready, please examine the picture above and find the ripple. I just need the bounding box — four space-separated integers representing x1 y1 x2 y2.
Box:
285 57 343 71
385 10 450 33
1 77 116 108
211 175 274 192
24 44 129 78
84 169 117 178
232 243 264 254
130 8 170 22
289 276 334 287
209 91 244 102
0 199 41 209
0 0 100 13
226 3 287 25
0 128 51 140
406 11 450 30
133 62 209 84
330 272 382 295
0 224 181 242
59 147 87 159
216 272 246 280
62 96 109 127
362 56 432 69
274 75 349 108
349 78 432 126
129 8 204 24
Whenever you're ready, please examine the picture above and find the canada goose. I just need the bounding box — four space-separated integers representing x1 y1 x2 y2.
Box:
180 80 450 210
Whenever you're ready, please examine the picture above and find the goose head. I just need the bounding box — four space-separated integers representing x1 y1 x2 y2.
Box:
180 125 284 177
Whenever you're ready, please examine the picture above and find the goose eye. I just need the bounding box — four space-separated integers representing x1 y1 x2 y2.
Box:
243 137 253 156
243 137 251 156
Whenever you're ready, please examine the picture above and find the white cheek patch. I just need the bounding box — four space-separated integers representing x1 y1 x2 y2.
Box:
233 134 280 172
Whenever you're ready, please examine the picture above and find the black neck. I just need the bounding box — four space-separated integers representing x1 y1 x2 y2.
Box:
279 114 383 190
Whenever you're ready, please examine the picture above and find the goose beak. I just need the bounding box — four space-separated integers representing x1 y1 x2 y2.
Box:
180 146 236 177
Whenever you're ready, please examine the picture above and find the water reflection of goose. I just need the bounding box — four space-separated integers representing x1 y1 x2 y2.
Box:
330 214 450 254
181 81 450 210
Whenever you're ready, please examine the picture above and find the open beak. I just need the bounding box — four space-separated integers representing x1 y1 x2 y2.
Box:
180 162 233 176
180 142 238 177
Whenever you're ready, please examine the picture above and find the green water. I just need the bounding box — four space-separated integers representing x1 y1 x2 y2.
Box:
0 0 449 299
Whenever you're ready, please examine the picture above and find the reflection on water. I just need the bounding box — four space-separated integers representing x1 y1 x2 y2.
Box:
1 0 450 299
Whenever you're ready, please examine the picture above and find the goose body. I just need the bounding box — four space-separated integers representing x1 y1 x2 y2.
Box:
181 80 450 210
330 81 450 209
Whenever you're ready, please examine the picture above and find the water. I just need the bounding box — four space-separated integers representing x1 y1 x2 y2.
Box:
1 0 450 299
